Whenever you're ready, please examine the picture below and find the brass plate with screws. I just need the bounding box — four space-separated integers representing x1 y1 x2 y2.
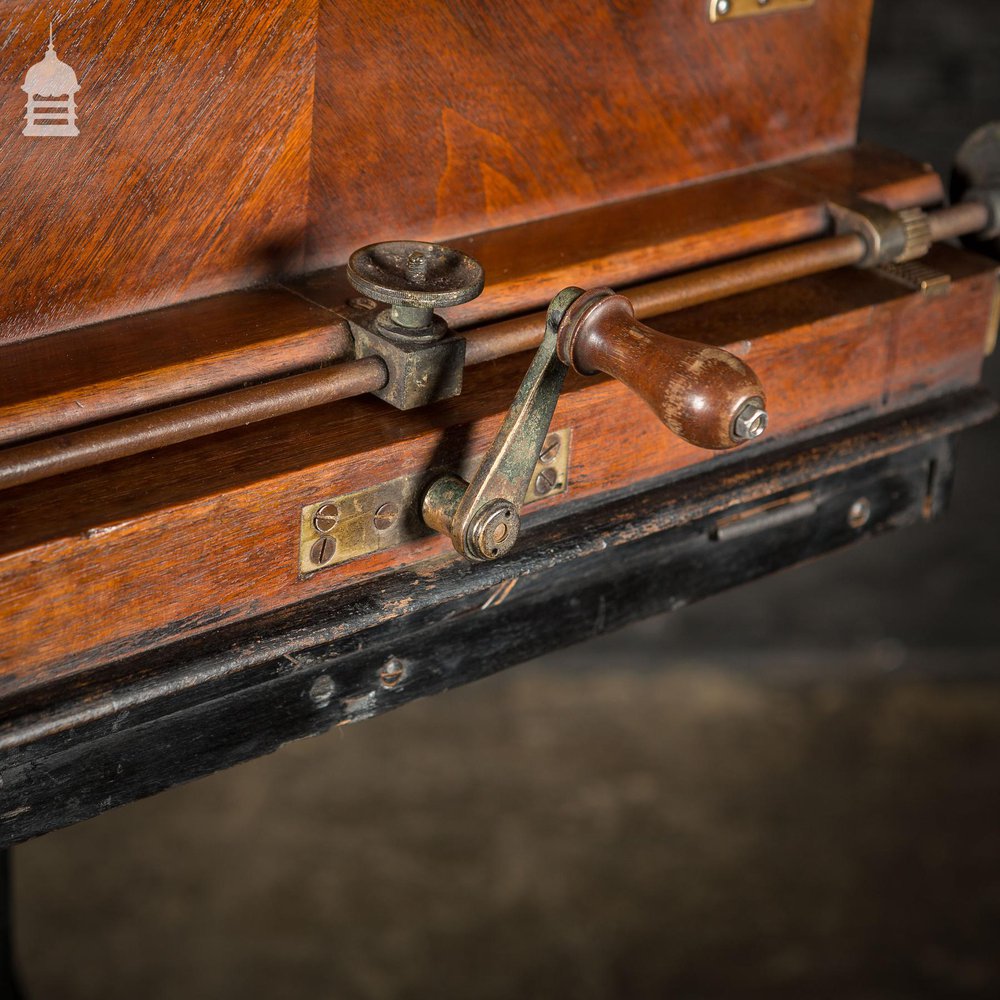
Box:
709 0 814 23
524 427 571 504
299 477 424 575
299 428 572 574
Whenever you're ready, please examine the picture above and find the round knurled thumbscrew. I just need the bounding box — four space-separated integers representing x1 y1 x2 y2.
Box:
347 240 485 333
951 122 1000 259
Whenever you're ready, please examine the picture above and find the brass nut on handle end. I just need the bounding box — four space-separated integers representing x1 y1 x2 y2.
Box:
732 396 768 442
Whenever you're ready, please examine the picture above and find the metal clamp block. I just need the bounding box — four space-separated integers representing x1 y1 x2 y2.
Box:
350 319 465 410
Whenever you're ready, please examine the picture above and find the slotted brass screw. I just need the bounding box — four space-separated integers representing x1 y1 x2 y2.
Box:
310 536 337 566
539 435 561 464
379 656 407 689
309 675 334 708
847 497 872 529
313 503 340 534
373 502 399 531
534 467 559 495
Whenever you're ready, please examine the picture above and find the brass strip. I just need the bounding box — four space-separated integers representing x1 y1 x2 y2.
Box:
709 0 814 23
985 271 1000 356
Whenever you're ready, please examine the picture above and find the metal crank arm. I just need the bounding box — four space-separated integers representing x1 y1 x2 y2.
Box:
422 287 768 562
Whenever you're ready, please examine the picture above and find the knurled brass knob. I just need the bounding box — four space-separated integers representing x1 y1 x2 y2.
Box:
952 122 1000 257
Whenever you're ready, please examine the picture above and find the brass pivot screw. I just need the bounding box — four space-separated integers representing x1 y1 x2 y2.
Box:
468 500 519 561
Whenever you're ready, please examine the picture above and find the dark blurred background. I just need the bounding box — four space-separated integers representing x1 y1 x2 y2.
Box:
12 3 1000 997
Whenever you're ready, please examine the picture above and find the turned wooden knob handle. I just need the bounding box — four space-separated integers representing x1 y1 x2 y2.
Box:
556 289 767 450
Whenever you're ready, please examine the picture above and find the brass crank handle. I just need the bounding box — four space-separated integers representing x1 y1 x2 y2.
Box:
558 288 767 449
422 286 767 562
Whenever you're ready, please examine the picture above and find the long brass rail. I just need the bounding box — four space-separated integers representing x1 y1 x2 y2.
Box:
0 201 989 493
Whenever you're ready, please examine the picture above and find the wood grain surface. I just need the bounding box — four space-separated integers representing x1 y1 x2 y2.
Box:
0 1 317 344
0 244 991 693
307 0 873 268
0 0 875 345
0 290 348 445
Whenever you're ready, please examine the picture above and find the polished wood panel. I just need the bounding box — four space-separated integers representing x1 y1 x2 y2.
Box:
771 143 943 208
0 246 991 692
0 1 317 344
307 0 874 268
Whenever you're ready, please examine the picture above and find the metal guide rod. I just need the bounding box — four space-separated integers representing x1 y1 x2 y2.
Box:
0 201 990 493
0 359 388 492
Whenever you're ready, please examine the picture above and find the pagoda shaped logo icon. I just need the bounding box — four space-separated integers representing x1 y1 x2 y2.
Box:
22 24 80 137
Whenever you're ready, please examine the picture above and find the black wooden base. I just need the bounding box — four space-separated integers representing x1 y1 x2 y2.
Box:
0 388 994 847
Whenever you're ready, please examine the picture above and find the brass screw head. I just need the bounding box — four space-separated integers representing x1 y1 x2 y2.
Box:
847 497 872 530
539 434 562 464
467 500 520 560
310 536 337 566
313 503 340 534
534 467 559 496
309 674 334 708
379 656 407 689
373 501 399 531
732 397 768 442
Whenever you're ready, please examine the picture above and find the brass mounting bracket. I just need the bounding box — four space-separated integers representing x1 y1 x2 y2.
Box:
349 308 466 411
